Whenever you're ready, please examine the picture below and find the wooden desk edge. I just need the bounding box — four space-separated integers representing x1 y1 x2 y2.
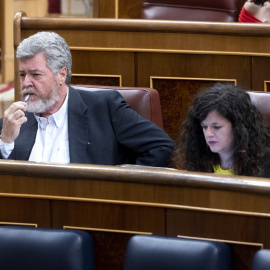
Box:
0 159 269 195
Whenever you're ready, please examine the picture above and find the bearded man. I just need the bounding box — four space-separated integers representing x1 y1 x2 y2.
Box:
0 32 174 166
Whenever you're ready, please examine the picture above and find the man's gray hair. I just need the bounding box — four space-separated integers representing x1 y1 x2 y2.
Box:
16 31 72 84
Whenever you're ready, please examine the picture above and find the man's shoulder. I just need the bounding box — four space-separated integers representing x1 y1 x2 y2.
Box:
69 86 124 105
70 86 120 98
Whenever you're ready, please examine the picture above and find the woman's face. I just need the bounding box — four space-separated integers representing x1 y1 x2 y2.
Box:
201 110 235 157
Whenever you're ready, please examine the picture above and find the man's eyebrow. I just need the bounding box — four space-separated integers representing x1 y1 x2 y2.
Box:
19 68 42 73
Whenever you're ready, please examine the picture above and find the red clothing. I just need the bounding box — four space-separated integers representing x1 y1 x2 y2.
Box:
238 6 262 22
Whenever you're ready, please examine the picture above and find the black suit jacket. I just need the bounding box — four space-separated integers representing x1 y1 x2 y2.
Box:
0 86 174 167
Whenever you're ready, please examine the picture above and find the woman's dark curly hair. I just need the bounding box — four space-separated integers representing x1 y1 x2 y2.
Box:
249 0 269 5
172 83 270 177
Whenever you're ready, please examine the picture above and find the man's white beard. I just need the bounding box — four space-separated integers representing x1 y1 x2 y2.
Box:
27 96 57 113
23 82 61 114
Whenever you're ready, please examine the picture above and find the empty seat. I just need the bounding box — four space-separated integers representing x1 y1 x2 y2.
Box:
251 249 270 270
123 235 232 270
0 226 96 270
141 0 246 22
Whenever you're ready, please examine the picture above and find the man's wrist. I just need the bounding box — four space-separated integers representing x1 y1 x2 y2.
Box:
0 135 14 159
0 135 12 145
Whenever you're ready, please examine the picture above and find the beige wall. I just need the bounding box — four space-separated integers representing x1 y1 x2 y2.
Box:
14 0 48 17
1 0 48 83
1 0 15 83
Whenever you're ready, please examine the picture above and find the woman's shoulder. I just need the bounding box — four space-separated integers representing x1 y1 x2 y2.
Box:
244 1 261 14
244 1 270 23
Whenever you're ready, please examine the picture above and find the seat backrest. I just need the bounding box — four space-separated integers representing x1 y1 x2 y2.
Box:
123 235 232 270
0 226 96 270
251 249 270 270
72 85 164 129
247 91 270 128
141 0 246 22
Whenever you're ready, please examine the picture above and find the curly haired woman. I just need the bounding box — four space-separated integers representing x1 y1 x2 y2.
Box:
239 0 270 23
172 83 270 177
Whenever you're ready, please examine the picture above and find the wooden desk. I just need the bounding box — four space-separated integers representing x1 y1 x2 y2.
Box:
0 159 270 270
13 13 270 141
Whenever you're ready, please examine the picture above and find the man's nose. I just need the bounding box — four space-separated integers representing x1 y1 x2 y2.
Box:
22 74 33 88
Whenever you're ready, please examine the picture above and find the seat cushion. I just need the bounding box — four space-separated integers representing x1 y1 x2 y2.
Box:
124 235 232 270
252 249 270 270
0 226 95 270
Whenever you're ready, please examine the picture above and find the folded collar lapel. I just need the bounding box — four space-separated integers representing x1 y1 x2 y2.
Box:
68 87 91 164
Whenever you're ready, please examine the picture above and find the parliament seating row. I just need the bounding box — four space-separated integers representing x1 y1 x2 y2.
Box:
13 13 270 141
0 85 269 137
9 12 270 270
1 225 269 270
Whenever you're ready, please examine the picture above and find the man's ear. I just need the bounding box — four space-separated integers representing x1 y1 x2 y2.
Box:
59 67 67 85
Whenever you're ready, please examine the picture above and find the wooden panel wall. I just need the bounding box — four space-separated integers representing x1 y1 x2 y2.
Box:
13 14 270 141
92 0 144 19
1 160 270 270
